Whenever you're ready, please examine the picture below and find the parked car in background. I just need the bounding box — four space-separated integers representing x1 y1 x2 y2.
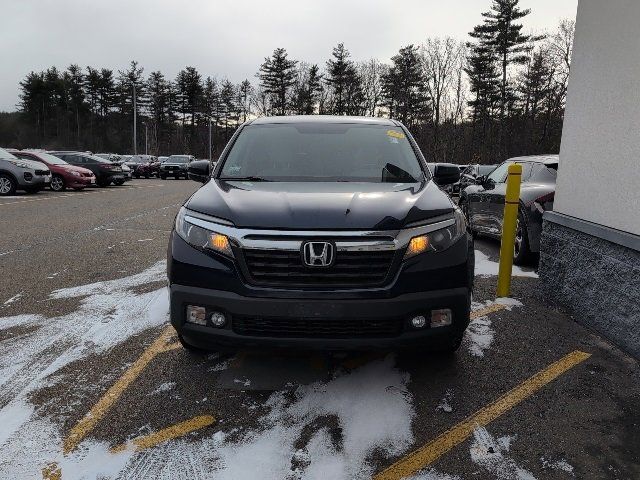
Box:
0 147 50 195
459 154 558 264
95 153 121 162
158 156 169 164
159 155 194 179
458 164 498 193
117 164 132 184
126 155 159 178
49 151 129 187
10 150 94 191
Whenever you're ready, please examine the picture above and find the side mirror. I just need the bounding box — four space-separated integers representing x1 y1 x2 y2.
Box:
188 160 210 184
432 163 461 186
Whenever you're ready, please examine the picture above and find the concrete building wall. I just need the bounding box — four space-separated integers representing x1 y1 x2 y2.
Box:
554 0 640 236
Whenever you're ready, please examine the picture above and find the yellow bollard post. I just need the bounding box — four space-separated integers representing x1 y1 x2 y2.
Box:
496 163 522 297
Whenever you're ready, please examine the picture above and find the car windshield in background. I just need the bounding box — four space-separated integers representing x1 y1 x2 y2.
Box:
89 155 112 163
478 165 496 175
169 156 190 163
219 124 424 183
0 147 18 160
29 152 68 165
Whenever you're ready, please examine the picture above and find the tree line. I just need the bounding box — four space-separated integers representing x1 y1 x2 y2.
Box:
1 0 574 165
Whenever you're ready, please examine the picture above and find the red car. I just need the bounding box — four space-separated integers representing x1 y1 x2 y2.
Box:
10 150 95 191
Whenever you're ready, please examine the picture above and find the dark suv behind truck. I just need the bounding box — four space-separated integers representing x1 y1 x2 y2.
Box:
168 116 473 353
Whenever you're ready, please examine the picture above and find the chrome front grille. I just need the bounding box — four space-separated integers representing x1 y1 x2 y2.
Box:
241 248 396 288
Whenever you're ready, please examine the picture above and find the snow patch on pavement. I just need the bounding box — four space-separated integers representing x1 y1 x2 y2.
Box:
465 298 523 357
409 470 461 480
541 456 574 474
436 389 453 413
470 427 536 479
2 292 22 306
151 382 176 395
0 262 170 477
209 355 414 479
475 249 538 278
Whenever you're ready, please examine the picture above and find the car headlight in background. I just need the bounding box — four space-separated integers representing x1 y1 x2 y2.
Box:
175 207 234 258
403 207 467 259
71 171 81 177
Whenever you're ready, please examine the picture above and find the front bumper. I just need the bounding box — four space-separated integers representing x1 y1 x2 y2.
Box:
67 175 95 188
19 173 50 187
171 283 470 351
168 230 474 351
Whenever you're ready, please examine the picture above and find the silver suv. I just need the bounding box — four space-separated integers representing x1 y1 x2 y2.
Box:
0 147 51 196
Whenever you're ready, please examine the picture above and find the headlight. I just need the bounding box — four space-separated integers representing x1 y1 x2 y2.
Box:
8 160 31 169
175 207 233 258
71 171 81 177
403 207 467 259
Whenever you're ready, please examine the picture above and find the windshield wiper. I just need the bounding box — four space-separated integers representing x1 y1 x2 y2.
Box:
219 176 271 182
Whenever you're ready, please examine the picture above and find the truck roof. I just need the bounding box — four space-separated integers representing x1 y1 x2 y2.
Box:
248 115 399 126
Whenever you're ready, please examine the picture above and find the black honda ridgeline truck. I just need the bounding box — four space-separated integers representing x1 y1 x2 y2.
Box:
168 116 474 353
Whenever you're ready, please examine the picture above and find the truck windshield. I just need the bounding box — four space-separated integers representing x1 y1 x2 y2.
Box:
220 124 425 182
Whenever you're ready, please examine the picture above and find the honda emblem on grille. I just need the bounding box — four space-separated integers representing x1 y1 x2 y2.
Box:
302 241 335 267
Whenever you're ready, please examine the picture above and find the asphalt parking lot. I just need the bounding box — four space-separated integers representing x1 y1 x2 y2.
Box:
0 180 639 479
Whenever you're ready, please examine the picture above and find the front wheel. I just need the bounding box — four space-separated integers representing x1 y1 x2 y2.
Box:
0 175 16 196
50 174 65 192
513 213 532 265
113 179 125 186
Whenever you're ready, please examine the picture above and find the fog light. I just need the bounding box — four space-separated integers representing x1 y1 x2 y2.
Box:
430 309 452 328
210 311 226 327
411 315 427 329
186 305 207 325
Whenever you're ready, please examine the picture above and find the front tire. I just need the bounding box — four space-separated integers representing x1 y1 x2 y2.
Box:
513 212 532 265
50 175 66 192
113 179 125 186
0 174 16 196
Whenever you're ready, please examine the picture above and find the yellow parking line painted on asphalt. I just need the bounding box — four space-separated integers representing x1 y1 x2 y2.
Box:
0 184 165 207
63 325 176 454
470 302 507 320
110 415 216 453
374 350 591 480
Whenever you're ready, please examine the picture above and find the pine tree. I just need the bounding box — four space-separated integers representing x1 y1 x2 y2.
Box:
469 0 542 119
381 45 430 126
237 79 253 122
258 48 297 115
325 43 361 115
464 44 500 124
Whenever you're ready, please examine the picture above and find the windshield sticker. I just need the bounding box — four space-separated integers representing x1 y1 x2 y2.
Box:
386 129 406 140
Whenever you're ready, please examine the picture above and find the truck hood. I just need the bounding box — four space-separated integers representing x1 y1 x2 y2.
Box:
185 180 454 230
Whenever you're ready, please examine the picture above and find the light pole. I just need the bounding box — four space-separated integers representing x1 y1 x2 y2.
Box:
144 122 148 155
132 83 137 155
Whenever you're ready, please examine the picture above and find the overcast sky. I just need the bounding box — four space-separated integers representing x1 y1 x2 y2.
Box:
1 0 578 112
